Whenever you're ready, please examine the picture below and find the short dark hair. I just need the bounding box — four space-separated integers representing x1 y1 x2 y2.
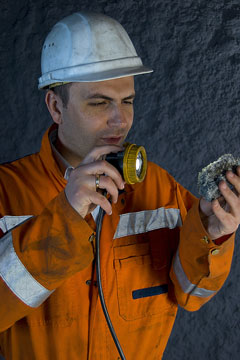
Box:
51 83 72 108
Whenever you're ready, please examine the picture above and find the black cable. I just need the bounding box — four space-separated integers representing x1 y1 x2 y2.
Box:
96 205 126 360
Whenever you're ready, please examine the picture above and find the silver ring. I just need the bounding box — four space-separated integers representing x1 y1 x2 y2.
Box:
95 174 100 191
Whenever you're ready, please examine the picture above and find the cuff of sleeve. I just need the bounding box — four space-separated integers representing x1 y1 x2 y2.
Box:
183 199 235 248
179 199 235 278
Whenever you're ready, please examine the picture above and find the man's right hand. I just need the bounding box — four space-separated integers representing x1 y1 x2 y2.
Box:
64 145 125 218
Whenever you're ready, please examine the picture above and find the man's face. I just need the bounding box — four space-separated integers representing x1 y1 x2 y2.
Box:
57 76 135 166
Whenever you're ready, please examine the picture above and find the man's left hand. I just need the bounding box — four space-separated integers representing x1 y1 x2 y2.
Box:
200 167 240 240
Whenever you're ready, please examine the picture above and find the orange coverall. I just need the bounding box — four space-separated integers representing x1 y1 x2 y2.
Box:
0 126 235 359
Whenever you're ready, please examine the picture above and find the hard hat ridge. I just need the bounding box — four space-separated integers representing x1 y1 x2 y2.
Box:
38 12 153 89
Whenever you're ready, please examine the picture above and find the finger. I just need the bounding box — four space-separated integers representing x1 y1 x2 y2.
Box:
79 160 125 190
199 197 213 216
97 175 119 204
81 145 124 164
218 196 227 209
218 180 240 217
211 199 228 225
236 166 240 177
226 170 240 196
211 199 238 234
89 190 113 215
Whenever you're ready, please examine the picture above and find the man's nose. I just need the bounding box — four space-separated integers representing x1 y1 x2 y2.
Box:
107 105 127 128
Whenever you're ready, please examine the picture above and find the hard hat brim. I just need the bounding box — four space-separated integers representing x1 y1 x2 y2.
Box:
38 65 153 89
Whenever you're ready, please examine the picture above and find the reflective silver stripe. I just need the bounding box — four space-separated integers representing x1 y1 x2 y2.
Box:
114 207 182 239
0 215 33 233
173 248 216 298
0 228 54 308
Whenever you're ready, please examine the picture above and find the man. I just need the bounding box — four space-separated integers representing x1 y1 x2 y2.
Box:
0 11 239 360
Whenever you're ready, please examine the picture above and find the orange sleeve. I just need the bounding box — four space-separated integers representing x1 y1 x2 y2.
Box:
170 199 234 311
0 191 94 332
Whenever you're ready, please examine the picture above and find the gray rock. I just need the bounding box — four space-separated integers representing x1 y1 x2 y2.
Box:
198 154 240 201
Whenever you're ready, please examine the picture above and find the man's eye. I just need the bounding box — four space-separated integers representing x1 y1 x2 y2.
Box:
124 101 134 105
89 102 106 106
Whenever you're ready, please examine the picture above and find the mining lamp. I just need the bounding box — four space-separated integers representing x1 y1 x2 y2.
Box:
106 143 147 184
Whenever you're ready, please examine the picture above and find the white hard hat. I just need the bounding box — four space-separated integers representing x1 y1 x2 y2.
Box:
38 12 153 89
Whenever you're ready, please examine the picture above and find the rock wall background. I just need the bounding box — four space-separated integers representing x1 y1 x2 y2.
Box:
0 0 240 359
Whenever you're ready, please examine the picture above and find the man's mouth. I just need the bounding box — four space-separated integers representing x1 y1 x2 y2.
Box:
100 136 123 145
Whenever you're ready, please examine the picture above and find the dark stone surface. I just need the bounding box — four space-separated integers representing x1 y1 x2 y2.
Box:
198 154 240 201
0 0 240 359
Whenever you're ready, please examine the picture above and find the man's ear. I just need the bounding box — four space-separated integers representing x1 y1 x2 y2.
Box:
45 90 64 125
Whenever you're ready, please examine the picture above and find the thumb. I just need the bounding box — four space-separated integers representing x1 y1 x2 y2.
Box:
200 197 213 217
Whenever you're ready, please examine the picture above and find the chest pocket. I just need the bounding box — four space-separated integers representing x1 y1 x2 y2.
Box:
113 238 174 321
113 207 181 321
